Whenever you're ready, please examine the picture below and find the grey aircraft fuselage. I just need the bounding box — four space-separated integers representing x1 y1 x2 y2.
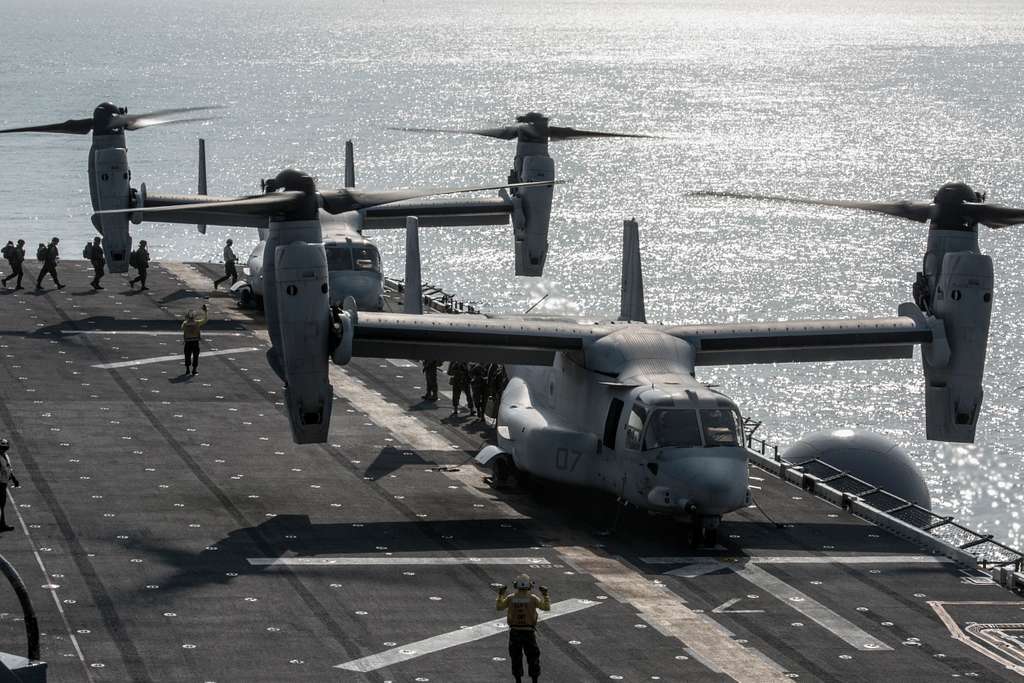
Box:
242 216 385 311
494 326 750 530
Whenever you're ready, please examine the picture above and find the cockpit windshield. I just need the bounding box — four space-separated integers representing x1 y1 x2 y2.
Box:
700 408 742 446
326 245 381 274
643 409 702 450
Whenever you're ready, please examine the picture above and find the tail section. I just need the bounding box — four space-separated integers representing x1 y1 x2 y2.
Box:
344 140 355 188
618 218 646 322
404 216 423 314
197 138 207 234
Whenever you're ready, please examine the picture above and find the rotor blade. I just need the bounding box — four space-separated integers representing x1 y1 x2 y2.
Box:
92 192 304 216
110 106 223 130
688 191 932 223
386 125 519 140
0 118 94 135
547 125 660 141
967 203 1024 229
320 180 560 214
123 115 220 131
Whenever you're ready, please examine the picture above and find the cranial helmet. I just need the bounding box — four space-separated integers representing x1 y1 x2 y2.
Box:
186 310 196 321
514 574 533 591
0 438 8 448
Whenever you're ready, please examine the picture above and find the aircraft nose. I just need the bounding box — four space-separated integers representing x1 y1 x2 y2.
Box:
662 448 749 516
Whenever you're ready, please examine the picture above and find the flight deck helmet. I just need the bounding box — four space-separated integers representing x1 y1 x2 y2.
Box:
514 574 533 591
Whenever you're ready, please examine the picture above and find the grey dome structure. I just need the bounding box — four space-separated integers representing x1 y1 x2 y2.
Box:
785 429 931 509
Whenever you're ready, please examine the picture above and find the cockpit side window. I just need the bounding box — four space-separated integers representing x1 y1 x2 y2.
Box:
624 404 647 450
326 246 353 271
700 408 741 447
643 409 702 450
353 246 381 273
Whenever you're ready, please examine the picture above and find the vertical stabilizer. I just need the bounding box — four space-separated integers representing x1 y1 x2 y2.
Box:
344 140 355 188
404 216 423 314
197 138 207 234
619 218 645 322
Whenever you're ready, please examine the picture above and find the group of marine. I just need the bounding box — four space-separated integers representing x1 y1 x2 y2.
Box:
423 359 509 420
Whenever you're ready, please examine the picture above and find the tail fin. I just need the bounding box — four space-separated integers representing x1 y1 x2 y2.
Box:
344 140 355 188
197 138 207 235
404 216 423 314
619 218 645 322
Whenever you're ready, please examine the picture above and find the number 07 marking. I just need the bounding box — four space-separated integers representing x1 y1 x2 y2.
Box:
555 447 583 471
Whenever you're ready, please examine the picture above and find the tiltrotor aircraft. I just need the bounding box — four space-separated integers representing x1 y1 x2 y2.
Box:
0 102 221 272
323 182 1024 544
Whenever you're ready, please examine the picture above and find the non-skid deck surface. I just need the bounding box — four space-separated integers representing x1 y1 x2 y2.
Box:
0 261 1021 682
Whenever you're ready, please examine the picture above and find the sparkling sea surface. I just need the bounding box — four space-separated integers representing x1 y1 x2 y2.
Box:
2 0 1023 545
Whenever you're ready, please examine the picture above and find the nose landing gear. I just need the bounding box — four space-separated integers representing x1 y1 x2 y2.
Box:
686 514 720 549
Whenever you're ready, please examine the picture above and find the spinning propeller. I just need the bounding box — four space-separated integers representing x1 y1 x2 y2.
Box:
0 103 221 135
93 167 560 219
688 183 1024 230
389 111 659 143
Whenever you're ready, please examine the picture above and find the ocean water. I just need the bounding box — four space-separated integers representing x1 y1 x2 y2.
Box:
2 0 1024 544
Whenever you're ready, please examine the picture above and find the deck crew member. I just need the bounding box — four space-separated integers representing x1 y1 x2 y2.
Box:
87 236 106 290
447 360 473 417
36 237 64 290
496 574 550 683
469 362 488 420
129 240 150 290
422 359 441 401
1 240 25 290
182 304 209 376
213 239 238 289
0 438 21 532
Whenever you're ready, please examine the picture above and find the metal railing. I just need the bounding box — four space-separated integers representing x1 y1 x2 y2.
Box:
743 425 1024 574
385 277 480 314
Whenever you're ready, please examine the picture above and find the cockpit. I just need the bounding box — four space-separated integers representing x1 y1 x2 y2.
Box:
326 243 381 274
624 405 742 450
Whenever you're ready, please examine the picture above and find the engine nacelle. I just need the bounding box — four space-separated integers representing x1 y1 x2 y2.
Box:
89 142 133 273
510 151 553 277
923 251 993 442
275 241 333 444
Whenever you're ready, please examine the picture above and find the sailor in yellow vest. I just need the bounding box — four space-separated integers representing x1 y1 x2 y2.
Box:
496 574 550 682
181 304 208 376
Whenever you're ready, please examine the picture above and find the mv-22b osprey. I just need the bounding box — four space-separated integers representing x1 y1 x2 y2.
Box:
0 103 564 444
326 183 1024 544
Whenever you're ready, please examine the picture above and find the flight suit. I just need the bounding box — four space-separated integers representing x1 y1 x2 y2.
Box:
36 242 63 289
130 246 150 290
2 243 25 289
422 359 441 401
0 443 20 532
214 243 238 288
182 308 209 375
469 363 488 419
447 361 473 415
89 243 106 289
496 587 551 682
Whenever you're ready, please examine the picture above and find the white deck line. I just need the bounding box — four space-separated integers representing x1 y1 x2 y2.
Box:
387 358 419 368
248 556 549 567
335 599 598 672
731 563 892 652
91 346 261 369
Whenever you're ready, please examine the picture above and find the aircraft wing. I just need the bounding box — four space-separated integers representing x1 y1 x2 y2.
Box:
361 196 512 229
671 315 932 365
351 311 933 366
352 312 612 365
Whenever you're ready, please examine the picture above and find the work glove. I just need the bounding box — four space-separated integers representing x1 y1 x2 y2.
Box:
539 585 549 595
11 476 19 488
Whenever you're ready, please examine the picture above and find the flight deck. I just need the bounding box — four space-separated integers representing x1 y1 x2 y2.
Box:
0 260 1023 682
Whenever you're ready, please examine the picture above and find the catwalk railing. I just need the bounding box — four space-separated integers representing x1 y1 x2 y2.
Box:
744 426 1024 578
